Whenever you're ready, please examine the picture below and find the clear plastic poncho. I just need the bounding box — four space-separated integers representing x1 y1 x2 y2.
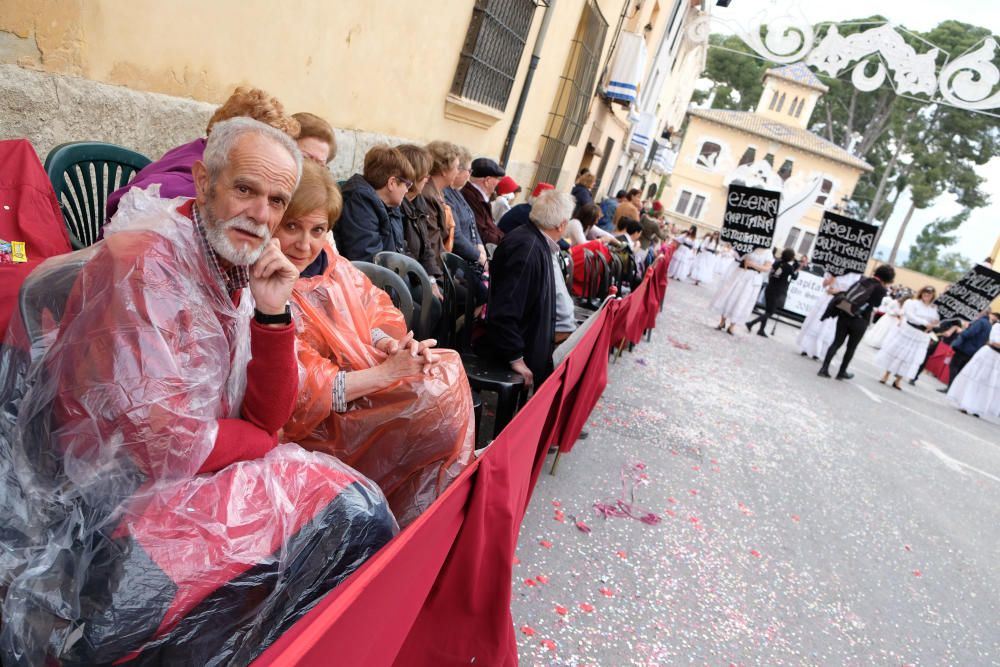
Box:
0 189 396 666
284 246 475 527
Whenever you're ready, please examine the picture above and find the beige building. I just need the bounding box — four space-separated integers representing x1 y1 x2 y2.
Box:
1 0 708 200
664 63 873 256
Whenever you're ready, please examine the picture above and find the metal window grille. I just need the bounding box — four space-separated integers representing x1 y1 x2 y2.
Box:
534 0 608 188
451 0 537 111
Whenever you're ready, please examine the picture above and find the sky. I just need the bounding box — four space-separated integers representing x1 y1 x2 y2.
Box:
710 0 1000 264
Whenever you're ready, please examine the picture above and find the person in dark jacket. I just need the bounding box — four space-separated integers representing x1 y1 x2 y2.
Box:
817 264 896 380
745 248 801 337
497 182 555 234
571 172 595 215
334 145 413 262
444 146 485 264
477 190 573 390
942 311 999 389
461 158 505 245
396 144 444 287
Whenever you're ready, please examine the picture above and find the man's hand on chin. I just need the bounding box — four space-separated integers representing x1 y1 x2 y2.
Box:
250 239 298 324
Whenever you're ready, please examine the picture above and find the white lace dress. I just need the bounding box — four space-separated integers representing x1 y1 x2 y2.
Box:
875 299 939 378
947 323 1000 417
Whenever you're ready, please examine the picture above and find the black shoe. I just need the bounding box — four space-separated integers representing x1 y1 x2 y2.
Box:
817 368 831 378
800 352 808 357
745 322 753 333
908 379 917 386
757 331 768 338
836 371 854 380
937 388 949 393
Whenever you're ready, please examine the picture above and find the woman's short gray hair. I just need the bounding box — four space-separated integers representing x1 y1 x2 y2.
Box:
203 117 303 186
529 190 574 230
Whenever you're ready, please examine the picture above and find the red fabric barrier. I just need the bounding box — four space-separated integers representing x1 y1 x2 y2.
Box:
924 342 953 384
252 258 673 667
0 139 71 335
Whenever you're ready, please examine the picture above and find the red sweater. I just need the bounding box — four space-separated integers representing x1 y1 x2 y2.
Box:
197 319 298 474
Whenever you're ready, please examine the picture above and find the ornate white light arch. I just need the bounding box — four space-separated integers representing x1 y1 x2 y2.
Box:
687 8 1000 117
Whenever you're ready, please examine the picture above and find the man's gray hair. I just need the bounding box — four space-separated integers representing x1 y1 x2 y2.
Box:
529 190 574 230
203 117 303 186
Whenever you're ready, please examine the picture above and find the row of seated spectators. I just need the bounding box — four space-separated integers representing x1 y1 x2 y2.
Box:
0 86 675 665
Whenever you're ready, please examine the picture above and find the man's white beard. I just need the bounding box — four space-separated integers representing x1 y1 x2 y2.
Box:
204 208 271 266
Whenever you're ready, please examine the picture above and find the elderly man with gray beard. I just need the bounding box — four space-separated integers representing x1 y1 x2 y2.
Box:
0 117 394 665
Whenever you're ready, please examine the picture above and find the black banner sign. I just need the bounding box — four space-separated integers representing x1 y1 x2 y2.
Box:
935 264 1000 321
811 211 878 276
720 184 780 256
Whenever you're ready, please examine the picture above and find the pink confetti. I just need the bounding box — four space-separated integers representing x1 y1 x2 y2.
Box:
667 497 677 504
790 515 800 523
599 586 615 597
554 604 568 616
665 509 676 517
553 510 565 522
539 539 553 549
912 570 922 577
691 465 701 471
575 519 592 534
689 489 699 496
513 556 521 564
738 502 753 516
578 602 594 612
520 625 536 636
523 578 537 587
535 575 549 584
688 516 700 524
904 544 911 552
749 549 762 558
552 500 562 508
540 639 557 651
710 458 719 464
616 550 627 559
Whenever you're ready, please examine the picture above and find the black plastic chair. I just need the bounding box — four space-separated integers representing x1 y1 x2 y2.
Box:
351 260 415 330
44 142 152 249
374 252 442 340
459 353 525 439
440 252 477 352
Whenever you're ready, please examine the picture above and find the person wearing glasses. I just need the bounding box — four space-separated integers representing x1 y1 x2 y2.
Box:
334 144 414 263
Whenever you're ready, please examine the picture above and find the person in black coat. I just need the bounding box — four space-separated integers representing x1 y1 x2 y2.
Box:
334 145 413 262
571 172 595 215
745 248 801 337
476 190 574 389
818 264 896 380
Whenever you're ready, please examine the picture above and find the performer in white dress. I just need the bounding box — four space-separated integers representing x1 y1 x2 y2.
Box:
711 247 773 334
864 294 908 348
715 243 737 281
668 226 697 281
796 272 860 359
691 231 720 286
947 321 1000 418
876 286 940 390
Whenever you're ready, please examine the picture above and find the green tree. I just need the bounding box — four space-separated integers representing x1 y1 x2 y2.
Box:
694 33 768 110
902 209 972 282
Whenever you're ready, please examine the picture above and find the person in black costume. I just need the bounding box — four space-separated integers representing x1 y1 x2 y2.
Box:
745 248 801 337
817 264 896 380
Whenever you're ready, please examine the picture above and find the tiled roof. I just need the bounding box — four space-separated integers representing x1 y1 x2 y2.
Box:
765 62 829 93
688 108 873 172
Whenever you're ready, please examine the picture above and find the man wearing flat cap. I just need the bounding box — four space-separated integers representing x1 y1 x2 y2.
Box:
461 157 505 246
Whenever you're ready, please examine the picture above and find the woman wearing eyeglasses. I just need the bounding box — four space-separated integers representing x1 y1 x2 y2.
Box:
876 285 941 390
333 144 414 263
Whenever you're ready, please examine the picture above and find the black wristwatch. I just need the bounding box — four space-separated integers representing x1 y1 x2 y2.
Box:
254 304 292 326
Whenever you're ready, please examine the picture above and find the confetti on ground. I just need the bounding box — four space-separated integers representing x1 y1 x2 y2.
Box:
511 278 1000 665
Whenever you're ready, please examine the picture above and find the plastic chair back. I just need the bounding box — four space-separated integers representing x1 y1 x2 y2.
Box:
351 260 415 330
373 251 439 339
44 141 152 249
441 252 476 352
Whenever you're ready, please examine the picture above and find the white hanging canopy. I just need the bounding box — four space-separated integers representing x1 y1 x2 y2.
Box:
628 111 657 157
605 31 647 104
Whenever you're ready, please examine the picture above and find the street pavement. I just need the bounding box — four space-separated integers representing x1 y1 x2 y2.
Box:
513 278 1000 666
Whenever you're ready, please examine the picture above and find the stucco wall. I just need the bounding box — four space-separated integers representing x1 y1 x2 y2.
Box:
1 0 624 190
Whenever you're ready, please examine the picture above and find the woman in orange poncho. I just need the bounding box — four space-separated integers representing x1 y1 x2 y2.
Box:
276 161 475 527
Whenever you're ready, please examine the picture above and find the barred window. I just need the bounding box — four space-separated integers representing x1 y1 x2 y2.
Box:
451 0 537 111
534 0 609 188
